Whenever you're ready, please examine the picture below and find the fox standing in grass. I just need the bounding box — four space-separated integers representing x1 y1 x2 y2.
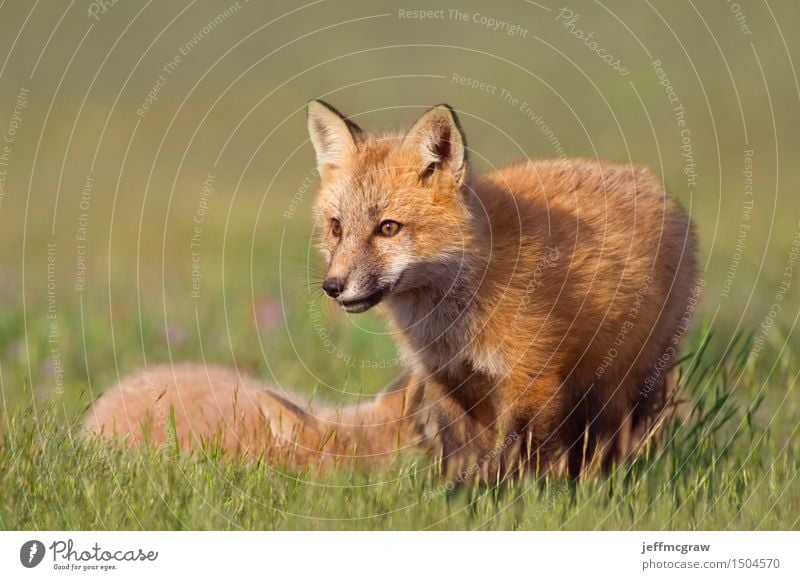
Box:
86 101 698 479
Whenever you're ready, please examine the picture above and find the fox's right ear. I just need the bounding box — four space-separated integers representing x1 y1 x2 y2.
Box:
307 100 362 175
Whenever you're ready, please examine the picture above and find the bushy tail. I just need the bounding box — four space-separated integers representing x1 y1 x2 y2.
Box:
82 364 434 471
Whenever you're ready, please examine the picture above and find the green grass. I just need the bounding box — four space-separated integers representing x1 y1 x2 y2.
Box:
2 330 798 530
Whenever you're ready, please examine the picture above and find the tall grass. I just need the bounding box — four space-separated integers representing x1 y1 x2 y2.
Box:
1 330 797 530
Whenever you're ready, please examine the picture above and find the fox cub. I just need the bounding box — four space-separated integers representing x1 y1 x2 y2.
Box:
83 364 430 468
85 101 697 479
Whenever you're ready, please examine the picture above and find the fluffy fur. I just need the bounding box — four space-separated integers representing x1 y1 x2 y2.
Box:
84 364 432 468
84 101 698 480
309 101 698 478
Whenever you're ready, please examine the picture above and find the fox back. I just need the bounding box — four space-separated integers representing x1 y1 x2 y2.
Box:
308 101 698 477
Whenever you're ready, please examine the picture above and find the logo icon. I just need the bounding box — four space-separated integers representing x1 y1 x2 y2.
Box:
20 540 46 568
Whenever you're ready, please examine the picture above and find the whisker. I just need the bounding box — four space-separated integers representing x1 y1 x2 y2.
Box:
287 284 326 300
281 273 325 283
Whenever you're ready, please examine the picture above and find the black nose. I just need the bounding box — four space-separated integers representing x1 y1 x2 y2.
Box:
322 277 346 298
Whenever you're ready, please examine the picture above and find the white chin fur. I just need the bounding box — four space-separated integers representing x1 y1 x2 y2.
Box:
340 301 373 314
336 286 363 303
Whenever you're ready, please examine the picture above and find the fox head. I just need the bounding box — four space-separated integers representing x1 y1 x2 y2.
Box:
307 100 473 313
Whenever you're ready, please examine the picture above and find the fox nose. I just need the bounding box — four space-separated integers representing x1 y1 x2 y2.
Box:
322 277 347 298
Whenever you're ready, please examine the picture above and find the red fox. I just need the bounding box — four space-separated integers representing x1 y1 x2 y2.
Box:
84 101 697 479
83 364 432 468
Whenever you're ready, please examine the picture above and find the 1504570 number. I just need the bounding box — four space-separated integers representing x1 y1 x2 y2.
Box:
734 558 780 569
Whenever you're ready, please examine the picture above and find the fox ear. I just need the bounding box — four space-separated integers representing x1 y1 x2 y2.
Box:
307 100 362 174
403 104 467 187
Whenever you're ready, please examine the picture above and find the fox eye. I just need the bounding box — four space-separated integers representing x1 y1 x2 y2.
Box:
377 220 402 237
330 218 342 238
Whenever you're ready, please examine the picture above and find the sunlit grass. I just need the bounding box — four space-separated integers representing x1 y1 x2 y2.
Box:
2 330 797 530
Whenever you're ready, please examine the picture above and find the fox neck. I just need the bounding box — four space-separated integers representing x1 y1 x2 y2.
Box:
382 185 490 377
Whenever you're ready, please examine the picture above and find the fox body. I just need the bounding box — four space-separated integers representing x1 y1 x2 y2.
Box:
84 364 430 468
85 102 697 479
308 101 697 477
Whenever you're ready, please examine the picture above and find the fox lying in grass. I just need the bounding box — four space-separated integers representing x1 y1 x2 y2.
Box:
85 101 698 479
83 364 432 468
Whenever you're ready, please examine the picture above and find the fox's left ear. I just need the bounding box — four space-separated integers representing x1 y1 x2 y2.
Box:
307 100 363 175
402 104 467 188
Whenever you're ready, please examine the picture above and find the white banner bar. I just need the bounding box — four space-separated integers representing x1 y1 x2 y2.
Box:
2 532 797 579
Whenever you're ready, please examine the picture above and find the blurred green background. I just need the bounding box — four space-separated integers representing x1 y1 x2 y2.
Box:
0 0 797 413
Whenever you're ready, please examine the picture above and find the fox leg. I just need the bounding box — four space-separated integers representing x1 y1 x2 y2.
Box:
432 398 484 481
432 370 566 482
422 375 494 481
577 376 639 475
499 372 566 478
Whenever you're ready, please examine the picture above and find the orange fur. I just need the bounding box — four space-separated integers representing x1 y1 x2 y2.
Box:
84 102 698 480
83 364 432 469
308 101 698 478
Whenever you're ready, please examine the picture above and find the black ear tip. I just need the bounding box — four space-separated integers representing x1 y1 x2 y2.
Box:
432 103 461 123
431 103 456 118
430 104 464 136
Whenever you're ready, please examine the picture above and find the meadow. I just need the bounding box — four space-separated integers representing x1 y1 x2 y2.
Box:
0 0 798 529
